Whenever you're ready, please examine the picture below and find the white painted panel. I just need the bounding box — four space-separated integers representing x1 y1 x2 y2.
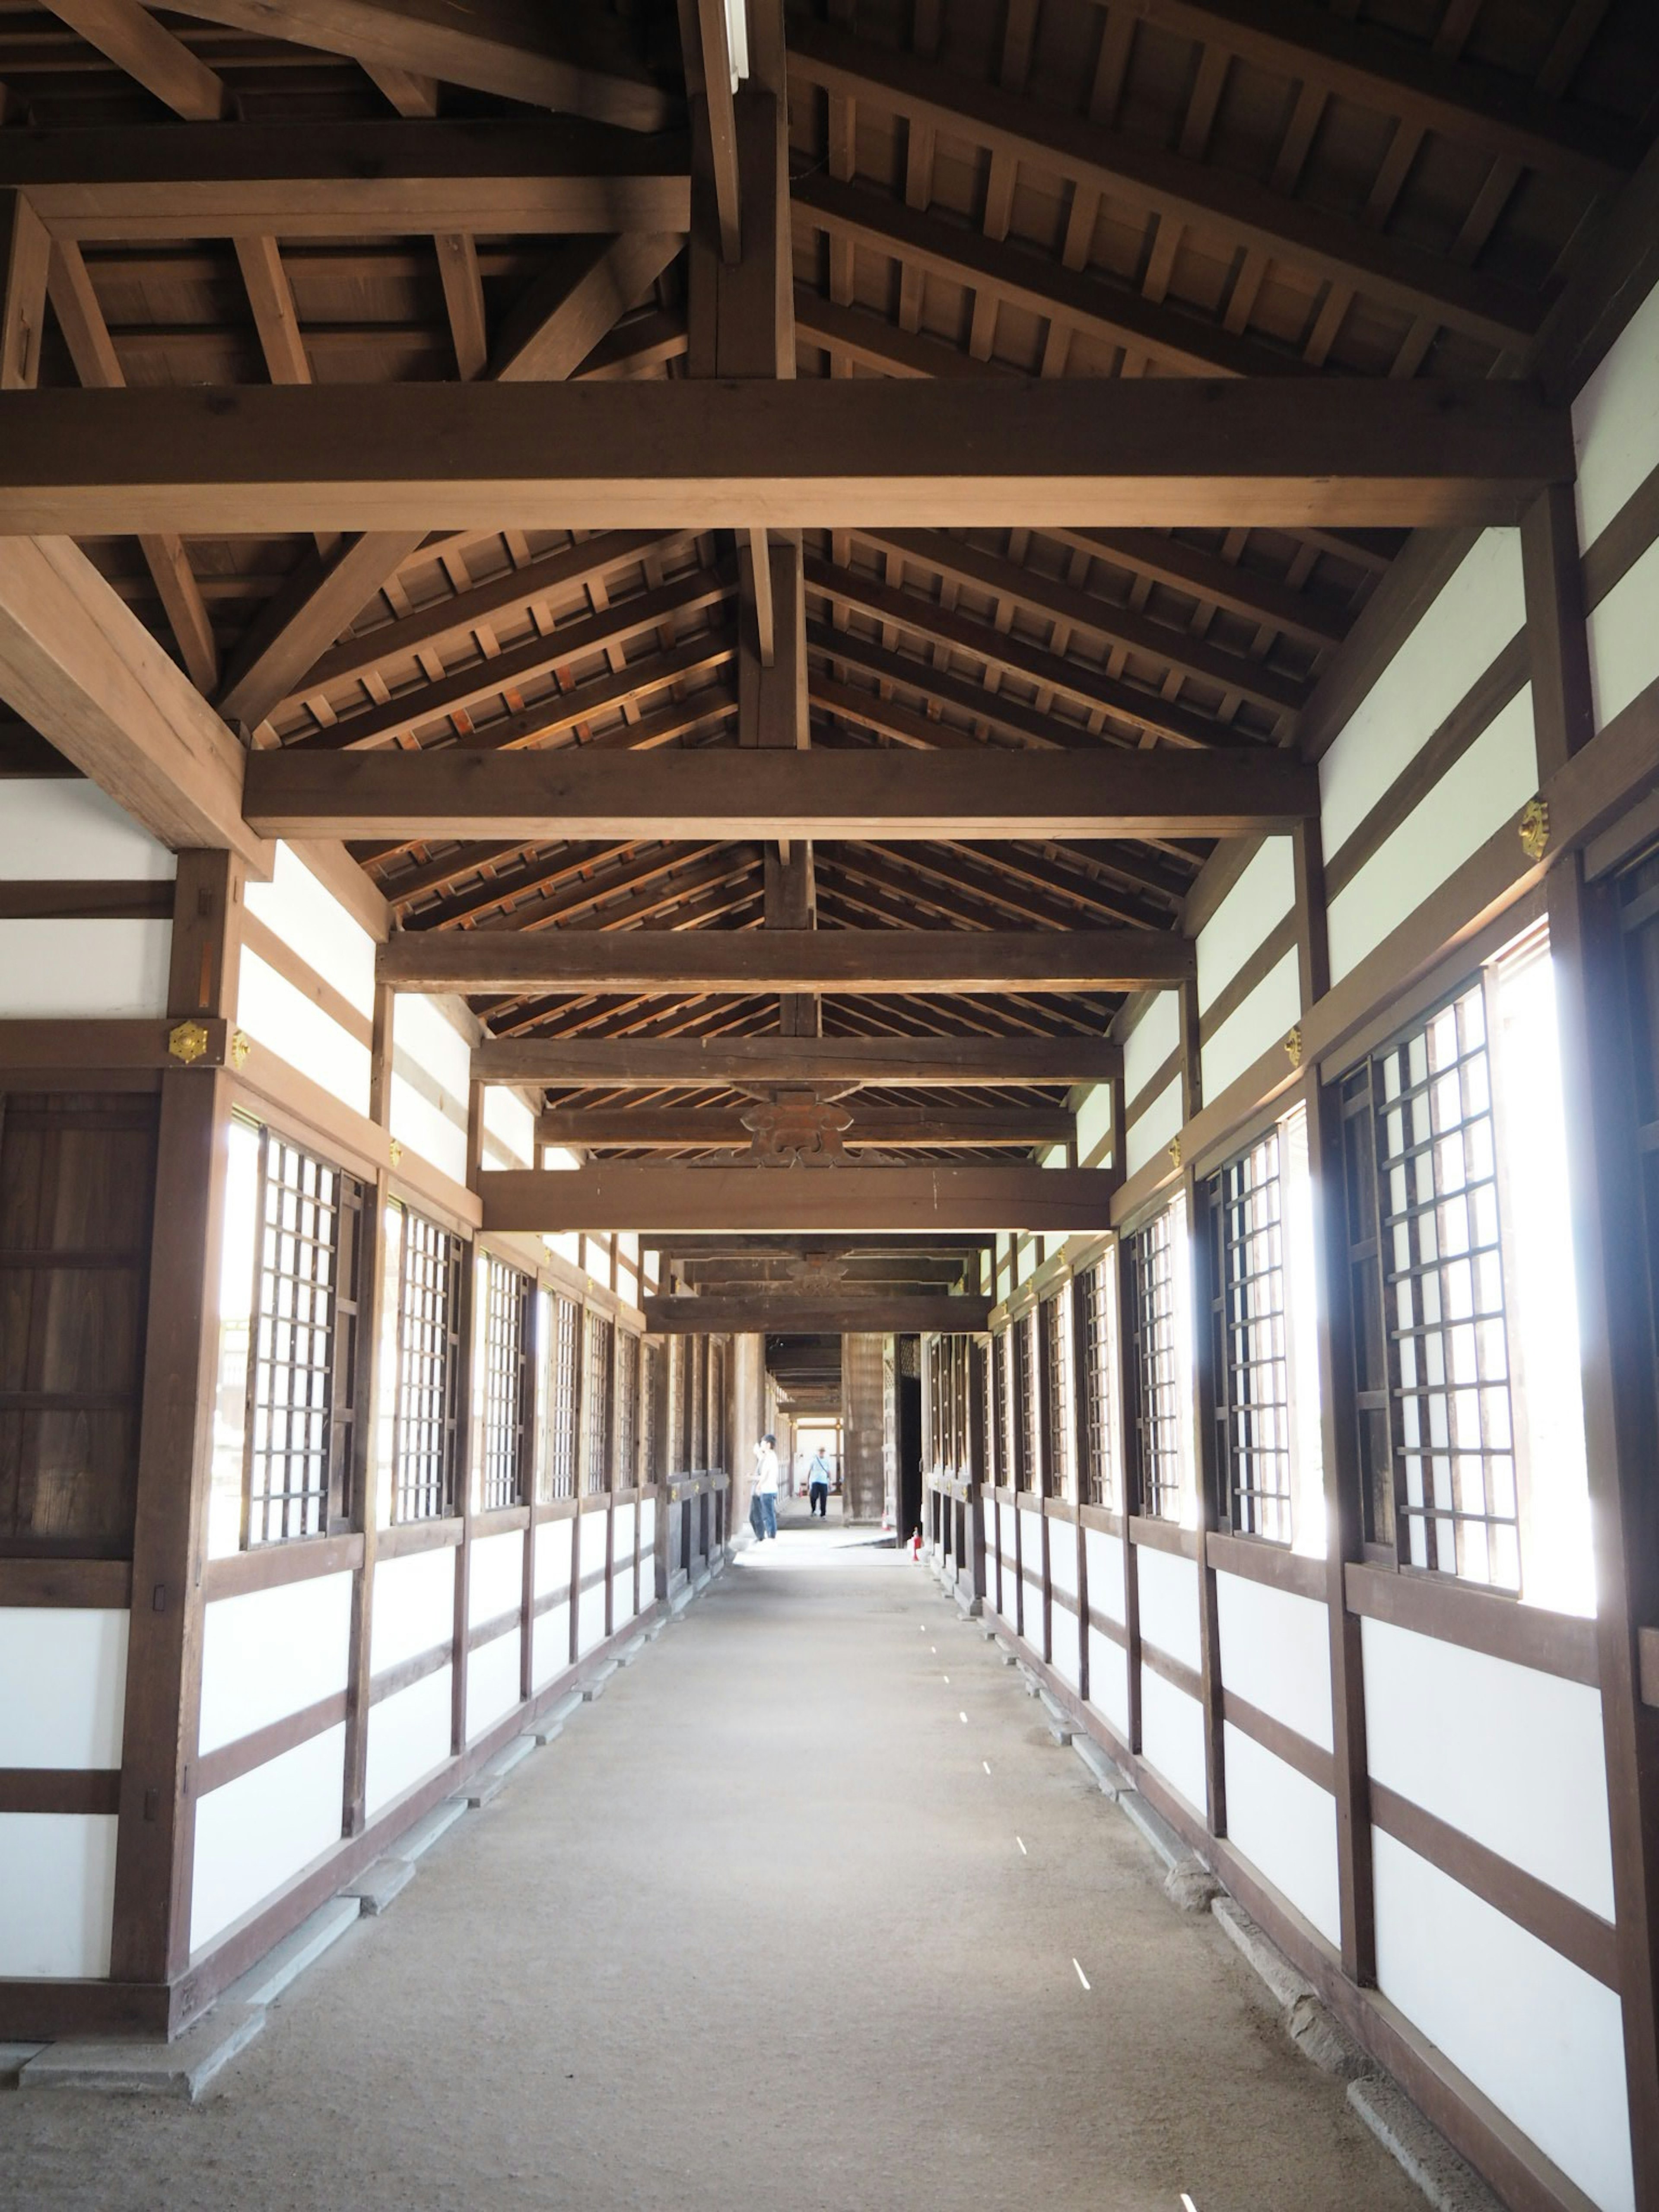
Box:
1362 1617 1614 1918
1048 1526 1077 1600
388 1071 468 1187
0 1609 127 1767
464 1627 521 1742
1075 1080 1112 1166
1196 838 1295 1013
1328 686 1537 986
1087 1637 1130 1743
613 1562 636 1630
638 1498 655 1562
1373 1829 1632 2212
1135 1544 1201 1673
534 1515 574 1600
1320 529 1525 857
1124 991 1179 1103
1215 1572 1332 1752
1126 1076 1182 1178
369 1546 456 1675
468 1529 524 1629
244 841 376 1016
613 1503 635 1568
364 1666 452 1820
1573 273 1659 547
1222 1724 1341 1948
483 1084 535 1169
533 1604 572 1690
237 945 371 1115
1587 536 1659 732
0 918 170 1016
1201 948 1301 1102
198 1572 353 1755
1051 1600 1080 1692
0 1814 117 1977
0 780 173 879
190 1723 346 1954
1084 1526 1125 1625
1018 1510 1044 1591
1139 1666 1207 1816
577 1572 608 1656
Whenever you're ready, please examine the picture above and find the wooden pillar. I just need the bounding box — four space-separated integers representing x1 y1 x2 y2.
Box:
453 1079 484 1753
1524 481 1659 2201
1113 1232 1143 1755
1179 975 1227 1839
343 976 393 1833
110 849 242 1987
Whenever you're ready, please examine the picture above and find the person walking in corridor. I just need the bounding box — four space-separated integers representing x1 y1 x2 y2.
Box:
807 1446 832 1519
752 1432 780 1541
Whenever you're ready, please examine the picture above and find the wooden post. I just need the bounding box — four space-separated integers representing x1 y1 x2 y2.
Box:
342 976 393 1833
1179 975 1227 1838
453 1078 484 1754
110 849 242 1990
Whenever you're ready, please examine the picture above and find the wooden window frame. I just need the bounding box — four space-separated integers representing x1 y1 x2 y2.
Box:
478 1250 534 1513
389 1204 464 1525
1126 1203 1183 1522
1077 1253 1119 1510
1208 1125 1294 1545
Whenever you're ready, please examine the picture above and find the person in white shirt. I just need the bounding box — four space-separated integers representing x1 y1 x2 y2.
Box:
807 1447 832 1519
750 1433 780 1541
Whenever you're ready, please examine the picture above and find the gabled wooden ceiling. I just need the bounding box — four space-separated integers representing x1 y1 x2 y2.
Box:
7 0 1657 1173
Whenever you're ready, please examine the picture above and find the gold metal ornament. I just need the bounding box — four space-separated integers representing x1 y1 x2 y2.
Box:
388 1138 404 1168
1519 797 1549 862
229 1029 251 1071
1285 1024 1304 1070
167 1018 209 1066
1168 1136 1182 1171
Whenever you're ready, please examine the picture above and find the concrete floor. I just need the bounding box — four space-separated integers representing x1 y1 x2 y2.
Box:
0 1506 1427 2212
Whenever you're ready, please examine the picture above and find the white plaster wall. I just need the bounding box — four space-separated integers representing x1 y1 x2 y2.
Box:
1075 1081 1112 1166
1196 838 1295 1014
388 1072 468 1188
1138 1667 1207 1816
1373 1828 1633 2212
198 1573 353 1755
613 1503 635 1574
1123 991 1180 1102
1087 1636 1130 1744
1320 528 1525 859
532 1605 572 1690
0 779 174 880
1084 1526 1125 1624
0 1609 127 1767
190 1723 347 1954
534 1516 574 1601
483 1084 534 1169
390 992 471 1186
1222 1724 1341 1948
364 1666 452 1820
0 1812 118 1977
1573 272 1659 548
1018 1510 1045 1606
638 1497 655 1564
1215 1572 1333 1752
0 918 171 1016
1201 948 1301 1102
237 944 371 1115
1586 537 1659 731
1048 1527 1077 1602
369 1547 456 1675
243 842 375 1017
1126 1076 1182 1178
1328 685 1538 985
468 1529 524 1630
1050 1599 1081 1692
1135 1545 1201 1674
577 1560 608 1656
1361 1617 1614 1917
464 1627 521 1742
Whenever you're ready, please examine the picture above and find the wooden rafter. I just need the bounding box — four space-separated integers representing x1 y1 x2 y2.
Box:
474 1035 1120 1087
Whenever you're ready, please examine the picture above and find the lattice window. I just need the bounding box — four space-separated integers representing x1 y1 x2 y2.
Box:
1078 1256 1118 1509
1012 1311 1036 1491
1039 1289 1071 1499
1129 1206 1182 1521
391 1209 462 1523
616 1332 639 1488
245 1130 362 1546
585 1312 613 1493
1368 983 1518 1588
993 1326 1013 1487
641 1341 662 1484
479 1254 531 1512
1209 1129 1293 1543
546 1293 581 1500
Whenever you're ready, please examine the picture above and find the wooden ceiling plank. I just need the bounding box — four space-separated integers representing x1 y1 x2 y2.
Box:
44 0 229 121
217 528 429 735
477 1035 1118 1086
490 232 682 382
1043 527 1349 650
792 285 1022 378
155 0 676 133
0 379 1568 532
537 1105 1075 1148
788 20 1550 350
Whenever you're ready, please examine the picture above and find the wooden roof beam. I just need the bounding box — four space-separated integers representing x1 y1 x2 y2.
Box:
44 0 229 120
476 1036 1119 1087
537 1106 1075 1149
480 1162 1116 1233
0 379 1571 534
646 1293 993 1333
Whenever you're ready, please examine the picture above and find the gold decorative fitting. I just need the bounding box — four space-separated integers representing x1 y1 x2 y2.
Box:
1519 797 1549 862
1168 1136 1182 1171
167 1018 209 1066
1285 1024 1304 1070
388 1138 404 1168
229 1029 251 1071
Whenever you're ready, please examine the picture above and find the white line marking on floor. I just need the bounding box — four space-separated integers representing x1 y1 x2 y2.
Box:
1073 1959 1091 1991
982 1761 991 1774
959 1710 968 1724
1180 2196 1199 2212
1016 1836 1027 1856
942 1674 950 1683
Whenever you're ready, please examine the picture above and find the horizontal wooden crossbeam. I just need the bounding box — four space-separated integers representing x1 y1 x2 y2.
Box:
381 928 1193 997
644 1294 992 1334
480 1163 1117 1233
0 381 1572 534
537 1106 1074 1149
245 747 1317 842
477 1036 1119 1087
0 122 690 239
